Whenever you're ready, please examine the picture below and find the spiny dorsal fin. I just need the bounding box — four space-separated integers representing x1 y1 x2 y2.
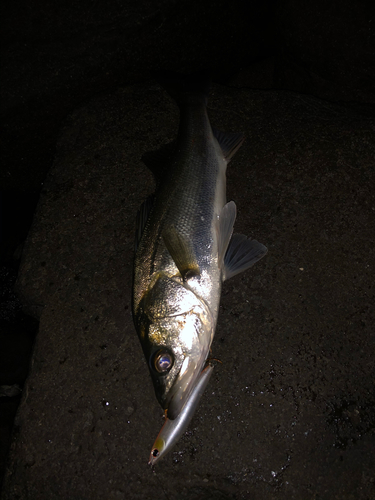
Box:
212 128 244 161
162 225 200 281
223 234 268 281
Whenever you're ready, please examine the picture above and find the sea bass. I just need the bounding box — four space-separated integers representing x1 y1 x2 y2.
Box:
132 72 267 426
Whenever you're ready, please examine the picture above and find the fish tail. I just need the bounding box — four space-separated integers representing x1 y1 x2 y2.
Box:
151 70 210 107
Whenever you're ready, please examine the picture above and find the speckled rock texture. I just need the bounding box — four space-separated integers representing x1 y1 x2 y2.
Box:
2 82 375 499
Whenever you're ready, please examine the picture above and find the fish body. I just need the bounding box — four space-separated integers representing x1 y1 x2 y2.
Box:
133 72 267 424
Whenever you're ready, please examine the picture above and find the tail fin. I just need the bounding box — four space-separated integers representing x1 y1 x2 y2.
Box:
152 70 211 107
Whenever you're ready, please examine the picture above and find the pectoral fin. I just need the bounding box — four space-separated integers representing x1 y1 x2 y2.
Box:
223 234 268 281
162 226 200 281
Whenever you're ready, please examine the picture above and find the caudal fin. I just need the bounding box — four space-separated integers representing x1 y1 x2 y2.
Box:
152 70 210 107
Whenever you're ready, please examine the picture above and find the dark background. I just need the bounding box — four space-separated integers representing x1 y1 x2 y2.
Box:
0 0 374 494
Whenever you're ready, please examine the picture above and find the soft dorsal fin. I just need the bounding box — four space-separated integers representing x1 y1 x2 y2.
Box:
141 141 176 182
217 201 237 269
212 128 244 161
135 194 154 251
223 234 268 281
162 225 200 281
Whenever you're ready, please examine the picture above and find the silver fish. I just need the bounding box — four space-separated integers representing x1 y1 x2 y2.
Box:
133 72 267 425
149 363 214 465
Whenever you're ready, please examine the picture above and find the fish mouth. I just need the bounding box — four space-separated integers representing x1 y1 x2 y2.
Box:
164 354 206 420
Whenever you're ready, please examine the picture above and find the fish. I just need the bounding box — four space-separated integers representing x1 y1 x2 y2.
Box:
132 71 267 456
149 363 214 465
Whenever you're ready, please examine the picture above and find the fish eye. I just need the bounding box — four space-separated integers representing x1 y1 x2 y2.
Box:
153 349 173 374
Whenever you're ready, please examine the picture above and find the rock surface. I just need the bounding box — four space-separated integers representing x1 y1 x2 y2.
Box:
2 81 375 499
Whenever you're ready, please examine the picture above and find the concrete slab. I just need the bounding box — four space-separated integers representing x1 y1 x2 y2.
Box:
2 82 375 499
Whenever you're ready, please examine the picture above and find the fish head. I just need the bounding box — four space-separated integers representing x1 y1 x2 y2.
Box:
137 275 213 420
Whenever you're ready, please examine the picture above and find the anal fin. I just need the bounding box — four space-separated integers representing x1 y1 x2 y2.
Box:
223 234 268 281
135 194 154 251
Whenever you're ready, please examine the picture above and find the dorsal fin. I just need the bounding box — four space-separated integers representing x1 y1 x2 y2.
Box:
212 128 244 161
162 225 200 281
223 234 268 281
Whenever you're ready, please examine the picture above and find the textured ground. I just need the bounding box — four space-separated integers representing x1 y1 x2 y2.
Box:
2 81 374 499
